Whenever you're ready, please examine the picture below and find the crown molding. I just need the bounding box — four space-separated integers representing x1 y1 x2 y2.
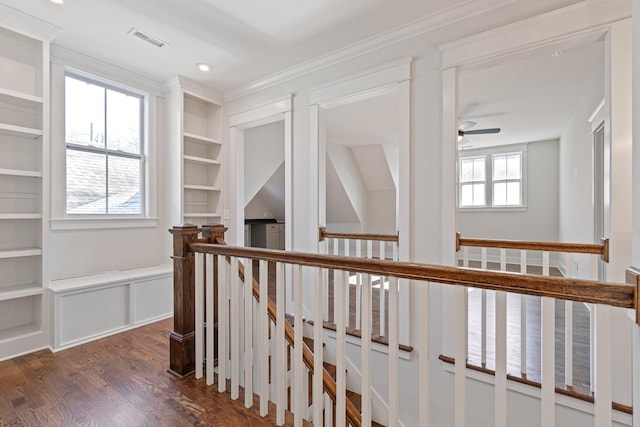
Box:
440 0 631 69
0 3 60 41
51 45 164 95
224 0 513 101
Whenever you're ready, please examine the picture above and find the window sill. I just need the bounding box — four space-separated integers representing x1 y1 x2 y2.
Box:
50 217 159 231
458 206 528 213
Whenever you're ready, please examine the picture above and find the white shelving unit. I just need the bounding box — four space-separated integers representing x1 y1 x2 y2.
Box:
166 77 224 229
0 10 58 361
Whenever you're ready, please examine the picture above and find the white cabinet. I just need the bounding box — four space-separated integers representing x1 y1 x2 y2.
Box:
166 77 223 228
250 222 285 249
0 8 58 361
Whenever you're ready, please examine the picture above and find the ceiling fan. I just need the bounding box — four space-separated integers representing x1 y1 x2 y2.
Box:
458 121 501 147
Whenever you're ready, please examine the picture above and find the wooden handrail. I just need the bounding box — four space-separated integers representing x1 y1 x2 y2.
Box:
455 232 609 263
189 243 634 309
213 235 362 427
319 227 399 243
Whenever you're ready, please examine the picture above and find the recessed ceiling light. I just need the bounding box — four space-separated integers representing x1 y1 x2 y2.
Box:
197 63 211 72
50 0 65 4
551 50 565 57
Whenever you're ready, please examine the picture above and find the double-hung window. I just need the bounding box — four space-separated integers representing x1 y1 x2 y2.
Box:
64 73 144 215
459 147 525 208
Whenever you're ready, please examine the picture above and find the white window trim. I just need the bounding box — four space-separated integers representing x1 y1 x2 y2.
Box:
49 62 159 231
458 143 528 212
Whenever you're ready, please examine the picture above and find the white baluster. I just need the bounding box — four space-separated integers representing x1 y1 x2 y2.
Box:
361 273 372 426
462 246 469 268
336 270 346 427
334 238 339 325
482 248 487 367
593 304 612 426
541 296 555 427
323 239 329 322
542 251 549 276
195 252 204 380
293 265 304 427
231 257 240 400
259 260 269 416
244 258 254 408
500 248 506 272
455 286 467 427
379 240 386 337
388 276 399 427
217 255 228 393
355 239 362 330
313 268 324 425
344 239 350 328
495 290 507 427
367 240 373 259
565 254 574 388
276 262 286 425
418 282 430 427
206 254 215 386
520 250 527 376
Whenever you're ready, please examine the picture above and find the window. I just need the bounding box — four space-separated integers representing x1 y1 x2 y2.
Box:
459 156 486 206
65 73 144 215
492 153 521 206
459 149 525 208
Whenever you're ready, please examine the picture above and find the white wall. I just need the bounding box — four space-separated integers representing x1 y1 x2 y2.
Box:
633 0 640 267
558 67 603 246
326 141 367 227
366 189 396 234
459 139 559 242
244 120 285 207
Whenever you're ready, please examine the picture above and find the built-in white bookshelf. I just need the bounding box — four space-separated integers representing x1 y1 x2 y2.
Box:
0 10 58 360
165 77 223 229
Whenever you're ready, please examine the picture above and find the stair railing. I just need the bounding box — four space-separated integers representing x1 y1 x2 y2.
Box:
319 228 399 339
170 224 636 427
456 233 609 396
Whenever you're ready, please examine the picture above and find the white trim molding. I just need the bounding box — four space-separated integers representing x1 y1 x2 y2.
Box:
50 217 159 231
0 3 60 41
224 0 512 101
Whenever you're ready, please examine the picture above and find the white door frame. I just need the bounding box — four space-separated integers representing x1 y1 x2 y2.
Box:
229 96 293 249
309 58 412 345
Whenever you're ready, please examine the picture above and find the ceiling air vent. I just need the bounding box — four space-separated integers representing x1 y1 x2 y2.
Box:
127 27 166 48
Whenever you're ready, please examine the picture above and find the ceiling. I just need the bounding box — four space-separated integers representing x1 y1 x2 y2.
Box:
0 0 585 92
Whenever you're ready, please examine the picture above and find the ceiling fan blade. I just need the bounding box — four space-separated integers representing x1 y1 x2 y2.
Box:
462 127 501 135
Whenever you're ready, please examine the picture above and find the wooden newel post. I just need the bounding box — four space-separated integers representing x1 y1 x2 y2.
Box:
168 224 201 377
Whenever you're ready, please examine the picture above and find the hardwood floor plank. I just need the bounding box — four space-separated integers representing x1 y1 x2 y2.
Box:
0 319 293 427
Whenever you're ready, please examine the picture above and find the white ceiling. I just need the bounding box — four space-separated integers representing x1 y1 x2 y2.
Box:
0 0 584 92
458 39 605 150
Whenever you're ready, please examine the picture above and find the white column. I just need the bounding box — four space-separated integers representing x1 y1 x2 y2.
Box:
218 255 228 393
259 260 269 416
244 258 254 407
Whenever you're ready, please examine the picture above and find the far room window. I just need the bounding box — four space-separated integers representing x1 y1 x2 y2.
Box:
459 156 486 207
64 73 144 215
492 153 521 206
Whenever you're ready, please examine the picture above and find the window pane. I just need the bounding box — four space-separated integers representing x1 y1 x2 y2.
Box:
66 149 106 214
507 154 521 179
493 182 506 205
506 182 520 205
107 89 141 154
473 183 485 205
108 155 141 214
473 158 485 180
493 156 506 180
65 76 105 148
461 184 473 206
461 159 474 183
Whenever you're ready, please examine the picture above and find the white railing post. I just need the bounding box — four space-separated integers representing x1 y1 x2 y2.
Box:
593 304 612 427
293 264 304 427
230 257 240 400
195 252 204 380
361 273 372 427
217 254 228 393
565 254 574 388
206 254 215 386
344 239 350 328
495 290 507 427
313 268 324 425
258 260 269 416
244 258 254 408
454 285 466 427
418 281 430 427
541 296 555 427
336 270 347 427
388 276 399 427
520 250 527 376
379 240 386 337
355 239 362 330
482 248 488 367
275 262 286 426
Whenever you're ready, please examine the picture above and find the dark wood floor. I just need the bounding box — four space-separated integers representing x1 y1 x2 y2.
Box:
0 318 288 427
